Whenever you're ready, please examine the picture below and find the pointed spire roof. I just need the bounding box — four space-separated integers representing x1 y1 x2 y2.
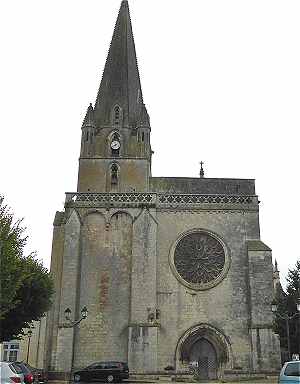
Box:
138 104 150 127
82 103 95 127
94 0 144 128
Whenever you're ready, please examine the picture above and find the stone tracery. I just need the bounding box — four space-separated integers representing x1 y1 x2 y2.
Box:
174 232 226 288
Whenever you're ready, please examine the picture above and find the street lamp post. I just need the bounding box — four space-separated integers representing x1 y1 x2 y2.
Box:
26 329 33 363
63 306 88 327
62 306 88 382
271 297 300 360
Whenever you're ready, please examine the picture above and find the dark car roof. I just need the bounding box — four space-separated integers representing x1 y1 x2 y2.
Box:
88 361 127 365
92 361 127 363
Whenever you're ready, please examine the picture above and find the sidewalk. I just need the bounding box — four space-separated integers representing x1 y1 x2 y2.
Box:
127 377 279 384
129 380 278 384
53 377 279 384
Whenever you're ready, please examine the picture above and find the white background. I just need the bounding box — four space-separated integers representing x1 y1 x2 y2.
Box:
1 0 299 287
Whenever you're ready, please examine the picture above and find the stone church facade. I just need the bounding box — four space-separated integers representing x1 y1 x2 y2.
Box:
45 1 281 379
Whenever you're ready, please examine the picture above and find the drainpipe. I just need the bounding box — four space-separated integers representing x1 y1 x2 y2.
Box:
36 319 42 367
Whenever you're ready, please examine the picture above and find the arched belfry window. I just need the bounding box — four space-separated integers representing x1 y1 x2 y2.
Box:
112 105 122 126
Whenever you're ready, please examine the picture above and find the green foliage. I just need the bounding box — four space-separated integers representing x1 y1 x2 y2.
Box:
0 196 26 318
286 260 300 296
274 260 300 357
0 196 54 341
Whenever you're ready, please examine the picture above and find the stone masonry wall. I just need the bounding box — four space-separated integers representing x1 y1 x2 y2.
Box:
45 202 280 374
73 211 132 369
155 209 260 372
77 158 150 193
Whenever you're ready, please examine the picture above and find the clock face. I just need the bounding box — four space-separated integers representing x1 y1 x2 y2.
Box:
111 140 120 150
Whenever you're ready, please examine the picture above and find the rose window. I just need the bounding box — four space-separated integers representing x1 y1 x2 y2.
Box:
173 231 228 289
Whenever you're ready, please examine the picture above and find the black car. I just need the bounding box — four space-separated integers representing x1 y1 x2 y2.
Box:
74 361 129 383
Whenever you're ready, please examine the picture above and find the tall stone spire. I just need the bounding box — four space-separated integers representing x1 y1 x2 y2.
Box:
94 0 144 128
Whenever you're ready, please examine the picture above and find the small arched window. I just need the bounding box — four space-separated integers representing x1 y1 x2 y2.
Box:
111 164 119 185
113 105 122 126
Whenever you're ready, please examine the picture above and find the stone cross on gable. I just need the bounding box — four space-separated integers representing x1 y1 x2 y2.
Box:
199 161 205 178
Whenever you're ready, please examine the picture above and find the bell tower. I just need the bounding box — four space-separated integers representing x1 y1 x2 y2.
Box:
77 0 152 193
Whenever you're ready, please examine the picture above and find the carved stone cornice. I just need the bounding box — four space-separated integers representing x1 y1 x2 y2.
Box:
65 192 258 211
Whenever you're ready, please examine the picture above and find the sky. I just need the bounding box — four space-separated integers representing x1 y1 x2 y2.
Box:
1 0 299 287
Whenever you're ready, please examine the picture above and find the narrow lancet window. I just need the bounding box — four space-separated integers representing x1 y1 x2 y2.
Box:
111 164 119 185
113 105 122 126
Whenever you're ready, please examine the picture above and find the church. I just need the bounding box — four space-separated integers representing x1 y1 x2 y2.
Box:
45 1 281 380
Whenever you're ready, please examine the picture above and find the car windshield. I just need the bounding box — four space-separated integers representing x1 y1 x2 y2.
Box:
10 363 23 374
284 362 300 377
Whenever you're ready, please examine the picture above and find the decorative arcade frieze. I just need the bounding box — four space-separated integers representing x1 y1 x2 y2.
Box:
65 192 258 210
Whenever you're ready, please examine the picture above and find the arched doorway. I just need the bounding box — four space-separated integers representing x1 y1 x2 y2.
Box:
175 324 232 380
190 338 218 380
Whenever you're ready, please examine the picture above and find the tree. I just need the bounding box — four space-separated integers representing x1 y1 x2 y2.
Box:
274 260 300 358
0 196 54 341
0 196 26 318
285 260 300 355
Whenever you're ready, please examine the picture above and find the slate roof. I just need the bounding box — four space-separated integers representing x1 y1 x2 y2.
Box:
150 177 256 195
247 240 272 251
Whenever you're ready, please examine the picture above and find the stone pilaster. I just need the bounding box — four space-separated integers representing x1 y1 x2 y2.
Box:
129 208 158 373
44 213 65 371
128 325 158 373
55 209 81 372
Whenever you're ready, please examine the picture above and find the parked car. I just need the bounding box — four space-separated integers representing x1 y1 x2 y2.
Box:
74 361 129 383
279 360 300 383
15 363 45 384
0 361 25 384
13 363 33 384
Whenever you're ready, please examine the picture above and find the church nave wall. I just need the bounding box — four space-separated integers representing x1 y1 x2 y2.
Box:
155 209 256 372
73 211 133 369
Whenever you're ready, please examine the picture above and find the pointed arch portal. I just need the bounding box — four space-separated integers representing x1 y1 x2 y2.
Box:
175 324 232 380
